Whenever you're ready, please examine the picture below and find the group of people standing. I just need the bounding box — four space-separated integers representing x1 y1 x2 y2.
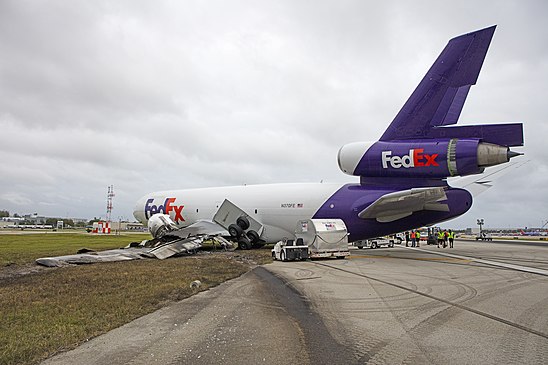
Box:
405 230 421 247
437 229 455 248
404 229 455 248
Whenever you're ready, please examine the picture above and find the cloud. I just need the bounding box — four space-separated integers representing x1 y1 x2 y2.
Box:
0 0 546 228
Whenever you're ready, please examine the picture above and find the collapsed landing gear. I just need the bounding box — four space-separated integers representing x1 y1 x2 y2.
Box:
236 216 250 230
228 224 243 238
238 239 250 250
232 216 265 250
229 222 254 250
226 214 263 250
213 201 265 250
247 230 260 245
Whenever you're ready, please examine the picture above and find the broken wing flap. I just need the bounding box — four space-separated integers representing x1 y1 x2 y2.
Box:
142 219 231 259
143 236 205 260
359 187 449 223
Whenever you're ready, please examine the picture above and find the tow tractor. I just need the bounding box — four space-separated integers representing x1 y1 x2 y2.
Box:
272 238 309 261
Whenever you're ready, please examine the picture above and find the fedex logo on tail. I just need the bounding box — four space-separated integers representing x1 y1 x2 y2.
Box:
145 198 185 222
381 149 438 169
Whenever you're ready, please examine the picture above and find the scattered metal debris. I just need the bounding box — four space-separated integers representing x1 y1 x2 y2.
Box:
35 215 233 267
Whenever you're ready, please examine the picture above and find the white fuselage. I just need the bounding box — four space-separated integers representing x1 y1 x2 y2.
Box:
133 183 344 242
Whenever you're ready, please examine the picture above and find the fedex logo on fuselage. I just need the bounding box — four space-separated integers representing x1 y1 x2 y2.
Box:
381 149 439 169
145 198 185 222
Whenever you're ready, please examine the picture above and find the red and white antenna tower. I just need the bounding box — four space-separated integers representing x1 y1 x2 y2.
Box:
106 185 115 223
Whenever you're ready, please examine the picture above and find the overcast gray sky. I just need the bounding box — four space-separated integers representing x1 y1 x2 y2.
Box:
0 0 546 229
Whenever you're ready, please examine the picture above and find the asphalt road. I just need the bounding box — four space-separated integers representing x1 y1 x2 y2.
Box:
43 240 548 364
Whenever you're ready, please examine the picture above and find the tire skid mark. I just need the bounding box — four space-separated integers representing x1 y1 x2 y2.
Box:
313 261 548 340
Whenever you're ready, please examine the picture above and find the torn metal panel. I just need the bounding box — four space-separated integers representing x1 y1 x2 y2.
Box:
144 236 204 260
35 218 229 267
166 219 228 238
35 248 148 267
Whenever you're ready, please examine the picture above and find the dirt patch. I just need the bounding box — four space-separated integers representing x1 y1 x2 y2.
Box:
0 262 51 280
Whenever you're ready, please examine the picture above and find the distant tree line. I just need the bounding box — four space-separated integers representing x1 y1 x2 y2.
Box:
0 211 99 227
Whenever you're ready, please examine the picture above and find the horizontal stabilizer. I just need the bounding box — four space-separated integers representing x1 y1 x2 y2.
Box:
359 187 449 222
449 160 528 196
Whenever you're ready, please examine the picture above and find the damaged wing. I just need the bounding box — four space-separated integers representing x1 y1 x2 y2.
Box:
35 248 148 267
36 217 231 267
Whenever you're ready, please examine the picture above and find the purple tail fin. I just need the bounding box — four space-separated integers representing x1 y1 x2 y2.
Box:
378 26 521 145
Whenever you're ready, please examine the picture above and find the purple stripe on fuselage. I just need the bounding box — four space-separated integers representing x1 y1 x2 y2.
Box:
312 183 472 242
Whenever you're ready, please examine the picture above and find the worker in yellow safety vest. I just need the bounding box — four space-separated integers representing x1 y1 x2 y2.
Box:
415 230 421 247
448 229 455 248
437 230 444 248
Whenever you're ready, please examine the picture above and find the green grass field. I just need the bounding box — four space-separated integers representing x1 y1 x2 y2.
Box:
0 232 149 266
0 232 271 365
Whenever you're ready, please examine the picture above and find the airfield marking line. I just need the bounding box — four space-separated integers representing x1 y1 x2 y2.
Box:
313 261 548 340
348 254 470 262
405 247 548 277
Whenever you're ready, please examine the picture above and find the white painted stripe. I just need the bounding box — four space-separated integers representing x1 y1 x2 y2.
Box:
407 247 548 276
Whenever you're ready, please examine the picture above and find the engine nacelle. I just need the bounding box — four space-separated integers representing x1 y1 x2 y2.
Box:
338 139 518 178
147 213 179 239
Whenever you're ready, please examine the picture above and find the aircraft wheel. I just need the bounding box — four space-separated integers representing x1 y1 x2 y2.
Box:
238 240 249 250
252 242 264 249
357 246 363 249
237 216 250 230
247 230 260 244
229 224 243 238
280 251 286 261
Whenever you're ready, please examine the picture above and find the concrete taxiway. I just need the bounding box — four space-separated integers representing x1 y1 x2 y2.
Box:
43 240 548 364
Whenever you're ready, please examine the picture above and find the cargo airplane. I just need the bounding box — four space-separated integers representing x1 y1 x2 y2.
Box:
134 25 524 249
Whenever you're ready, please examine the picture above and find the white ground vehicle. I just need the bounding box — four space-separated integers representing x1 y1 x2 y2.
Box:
390 233 404 244
272 239 309 261
272 219 350 261
476 232 493 241
353 237 395 249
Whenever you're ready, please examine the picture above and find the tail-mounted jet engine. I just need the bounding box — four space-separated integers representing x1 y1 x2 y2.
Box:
338 139 522 178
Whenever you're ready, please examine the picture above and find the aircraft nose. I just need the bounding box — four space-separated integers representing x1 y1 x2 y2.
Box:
133 196 147 224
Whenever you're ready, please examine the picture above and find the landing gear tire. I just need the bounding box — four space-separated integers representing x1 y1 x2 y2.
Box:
246 230 260 244
238 240 250 250
357 246 363 249
389 241 394 248
236 216 250 230
229 224 243 238
280 251 286 261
